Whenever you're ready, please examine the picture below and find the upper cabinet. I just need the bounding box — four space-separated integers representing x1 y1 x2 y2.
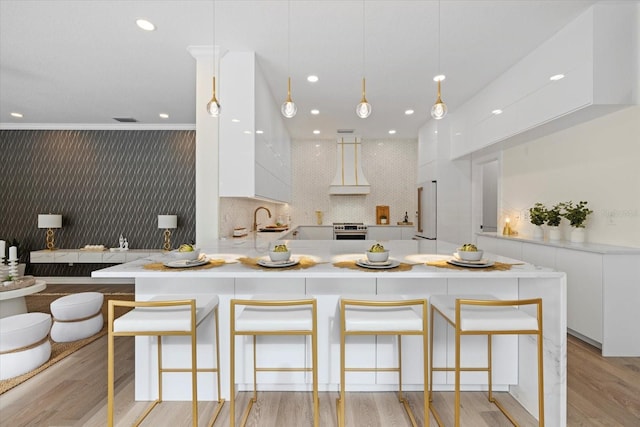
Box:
449 3 638 159
219 52 292 203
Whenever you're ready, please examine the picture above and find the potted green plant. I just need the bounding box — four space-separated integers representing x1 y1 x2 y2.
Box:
545 204 563 241
562 201 593 243
529 203 547 239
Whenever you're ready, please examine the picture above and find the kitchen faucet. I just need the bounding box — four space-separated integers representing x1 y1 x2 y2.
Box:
253 206 272 231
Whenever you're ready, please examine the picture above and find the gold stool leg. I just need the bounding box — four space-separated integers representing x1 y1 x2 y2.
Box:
208 306 225 427
230 304 236 427
107 304 115 427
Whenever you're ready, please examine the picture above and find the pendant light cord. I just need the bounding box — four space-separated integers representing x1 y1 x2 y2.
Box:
437 0 441 74
287 0 291 78
362 0 366 78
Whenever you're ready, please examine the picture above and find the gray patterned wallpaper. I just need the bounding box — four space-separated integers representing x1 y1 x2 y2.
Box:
0 129 195 276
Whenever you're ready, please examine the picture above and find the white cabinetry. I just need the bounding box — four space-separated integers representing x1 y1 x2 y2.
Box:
477 233 640 356
219 52 291 203
450 4 637 159
367 226 415 241
292 226 333 240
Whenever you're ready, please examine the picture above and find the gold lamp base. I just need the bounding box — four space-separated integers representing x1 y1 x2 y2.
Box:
46 228 57 250
163 229 172 251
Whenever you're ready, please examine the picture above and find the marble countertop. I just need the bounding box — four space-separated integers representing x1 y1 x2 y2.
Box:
477 232 640 254
92 239 564 280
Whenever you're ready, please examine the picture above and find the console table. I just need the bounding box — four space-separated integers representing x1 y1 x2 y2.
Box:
30 249 163 265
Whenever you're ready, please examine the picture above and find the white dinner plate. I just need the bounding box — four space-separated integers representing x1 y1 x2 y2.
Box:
447 258 494 268
356 259 401 269
163 258 209 268
257 258 299 268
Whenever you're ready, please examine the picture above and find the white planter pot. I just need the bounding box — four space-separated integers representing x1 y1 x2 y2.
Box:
570 227 586 243
532 225 544 240
548 226 562 241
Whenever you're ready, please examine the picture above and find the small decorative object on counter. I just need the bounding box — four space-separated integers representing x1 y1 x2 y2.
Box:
315 210 323 225
404 211 409 223
529 203 547 239
502 218 512 236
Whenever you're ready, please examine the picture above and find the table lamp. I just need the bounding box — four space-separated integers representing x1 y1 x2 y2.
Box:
38 214 63 250
158 215 177 251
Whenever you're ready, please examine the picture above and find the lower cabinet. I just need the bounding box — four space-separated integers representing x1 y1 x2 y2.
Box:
476 233 640 356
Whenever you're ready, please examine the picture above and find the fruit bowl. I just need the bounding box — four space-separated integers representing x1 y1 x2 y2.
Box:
172 247 201 261
455 249 483 262
366 249 390 263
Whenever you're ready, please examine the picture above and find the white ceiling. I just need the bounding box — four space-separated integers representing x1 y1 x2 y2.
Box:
1 0 610 139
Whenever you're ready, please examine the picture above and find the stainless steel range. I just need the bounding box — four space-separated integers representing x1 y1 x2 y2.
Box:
333 222 368 240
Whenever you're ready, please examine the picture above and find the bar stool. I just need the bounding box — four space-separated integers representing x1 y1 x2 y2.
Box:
107 294 224 427
429 295 544 426
230 296 318 427
338 297 429 427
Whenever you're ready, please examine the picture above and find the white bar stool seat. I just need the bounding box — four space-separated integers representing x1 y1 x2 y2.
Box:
230 295 318 427
107 294 224 427
338 296 429 427
429 294 544 426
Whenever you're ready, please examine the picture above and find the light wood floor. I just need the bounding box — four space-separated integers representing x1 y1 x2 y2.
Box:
1 285 639 426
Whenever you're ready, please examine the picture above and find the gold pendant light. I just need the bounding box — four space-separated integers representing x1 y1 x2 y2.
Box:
356 0 371 118
281 0 297 118
206 0 221 117
206 76 221 117
431 0 447 120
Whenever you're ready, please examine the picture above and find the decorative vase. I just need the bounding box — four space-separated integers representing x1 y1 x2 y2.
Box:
570 227 585 243
532 225 544 240
548 226 561 241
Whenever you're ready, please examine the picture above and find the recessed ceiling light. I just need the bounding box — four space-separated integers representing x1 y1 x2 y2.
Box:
307 75 319 83
313 130 320 135
433 74 446 82
10 112 23 118
256 130 264 134
310 109 320 115
231 118 240 123
388 130 396 134
455 132 462 136
434 130 438 134
404 109 414 115
159 113 169 119
243 130 252 134
492 109 503 115
550 74 565 81
136 19 156 31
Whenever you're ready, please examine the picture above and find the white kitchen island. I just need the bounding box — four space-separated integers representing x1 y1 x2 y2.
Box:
92 239 567 425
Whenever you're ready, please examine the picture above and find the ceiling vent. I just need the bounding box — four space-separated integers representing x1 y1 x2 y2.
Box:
113 117 138 123
329 135 370 195
337 129 355 134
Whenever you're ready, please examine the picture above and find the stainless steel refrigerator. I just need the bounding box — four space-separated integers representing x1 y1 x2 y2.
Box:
415 180 437 240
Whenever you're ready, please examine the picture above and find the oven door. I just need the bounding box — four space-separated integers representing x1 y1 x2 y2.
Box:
334 232 367 240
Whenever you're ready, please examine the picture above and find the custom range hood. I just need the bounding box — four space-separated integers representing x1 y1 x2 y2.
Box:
329 135 370 195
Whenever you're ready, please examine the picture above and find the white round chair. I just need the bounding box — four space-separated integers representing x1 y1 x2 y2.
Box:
0 312 52 380
50 292 104 342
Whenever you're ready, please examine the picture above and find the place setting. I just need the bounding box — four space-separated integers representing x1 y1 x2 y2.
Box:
425 244 514 271
144 245 230 271
333 244 413 272
239 244 322 270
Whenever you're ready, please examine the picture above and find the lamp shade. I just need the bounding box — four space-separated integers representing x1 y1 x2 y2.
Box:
38 214 62 229
158 215 177 229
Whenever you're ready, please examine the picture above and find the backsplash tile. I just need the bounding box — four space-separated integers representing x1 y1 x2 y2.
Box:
291 138 417 225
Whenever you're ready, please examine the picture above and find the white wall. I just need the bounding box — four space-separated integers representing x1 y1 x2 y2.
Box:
291 138 417 226
501 106 640 247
